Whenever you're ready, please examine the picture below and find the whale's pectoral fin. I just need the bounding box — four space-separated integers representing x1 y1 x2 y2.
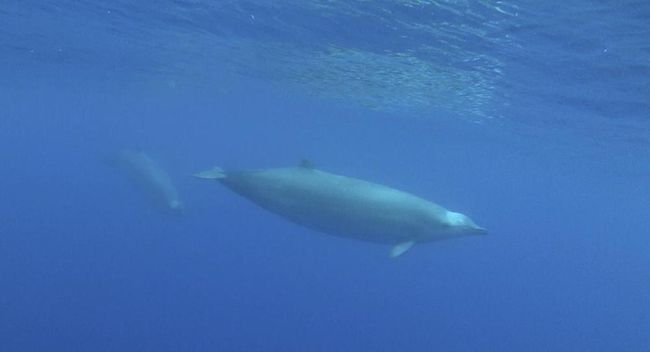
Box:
389 240 416 258
193 167 226 180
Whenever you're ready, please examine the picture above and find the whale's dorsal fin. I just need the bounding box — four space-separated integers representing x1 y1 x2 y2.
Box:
389 240 415 258
299 158 315 169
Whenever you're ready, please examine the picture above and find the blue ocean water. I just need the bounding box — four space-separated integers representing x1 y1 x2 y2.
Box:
1 1 649 351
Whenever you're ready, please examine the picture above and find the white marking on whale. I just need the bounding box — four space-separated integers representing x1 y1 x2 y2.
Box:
195 162 485 257
113 150 183 213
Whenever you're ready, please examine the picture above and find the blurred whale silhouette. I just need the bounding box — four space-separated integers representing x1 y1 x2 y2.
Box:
195 161 485 257
110 149 183 213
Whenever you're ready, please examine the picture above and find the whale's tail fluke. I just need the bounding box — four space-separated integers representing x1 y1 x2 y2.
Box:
193 167 226 180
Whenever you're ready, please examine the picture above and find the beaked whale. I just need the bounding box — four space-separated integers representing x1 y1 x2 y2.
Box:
112 149 183 213
195 161 485 257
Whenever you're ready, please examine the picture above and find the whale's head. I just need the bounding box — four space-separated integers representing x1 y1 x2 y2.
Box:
444 211 487 236
168 200 184 214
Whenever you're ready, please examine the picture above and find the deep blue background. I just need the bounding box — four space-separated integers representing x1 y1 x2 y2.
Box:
1 1 649 351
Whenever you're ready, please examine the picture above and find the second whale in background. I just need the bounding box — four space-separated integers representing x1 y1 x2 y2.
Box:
112 149 183 214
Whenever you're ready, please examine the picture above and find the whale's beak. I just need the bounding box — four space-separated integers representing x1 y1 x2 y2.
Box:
473 226 488 235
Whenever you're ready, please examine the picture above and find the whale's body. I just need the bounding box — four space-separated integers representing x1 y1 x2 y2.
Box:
196 163 484 256
114 150 183 213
